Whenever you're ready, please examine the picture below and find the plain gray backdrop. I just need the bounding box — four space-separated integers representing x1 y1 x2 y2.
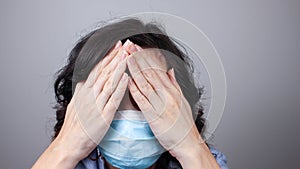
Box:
0 0 299 169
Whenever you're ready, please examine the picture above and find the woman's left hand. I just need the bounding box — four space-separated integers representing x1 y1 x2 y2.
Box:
126 47 205 158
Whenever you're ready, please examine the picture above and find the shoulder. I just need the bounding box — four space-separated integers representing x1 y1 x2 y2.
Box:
209 147 230 169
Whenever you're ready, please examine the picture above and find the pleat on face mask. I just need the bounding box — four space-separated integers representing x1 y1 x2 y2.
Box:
98 110 165 169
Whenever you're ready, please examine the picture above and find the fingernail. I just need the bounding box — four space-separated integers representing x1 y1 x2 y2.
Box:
171 68 176 79
114 40 122 49
123 39 131 48
129 44 137 52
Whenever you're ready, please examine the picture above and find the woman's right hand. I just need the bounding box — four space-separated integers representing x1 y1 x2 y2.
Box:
54 40 129 162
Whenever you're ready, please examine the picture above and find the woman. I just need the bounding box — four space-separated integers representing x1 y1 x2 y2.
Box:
32 18 229 169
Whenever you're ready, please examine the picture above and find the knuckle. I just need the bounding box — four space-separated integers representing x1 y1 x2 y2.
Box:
105 103 117 114
129 83 138 93
102 68 112 76
117 84 126 93
112 90 122 99
136 96 147 105
143 69 154 78
105 79 113 89
140 83 151 92
100 89 110 99
131 72 139 80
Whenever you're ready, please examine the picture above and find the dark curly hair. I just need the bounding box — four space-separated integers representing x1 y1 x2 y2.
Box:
53 18 207 169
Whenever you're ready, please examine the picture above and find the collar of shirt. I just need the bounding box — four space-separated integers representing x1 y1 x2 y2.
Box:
75 146 229 169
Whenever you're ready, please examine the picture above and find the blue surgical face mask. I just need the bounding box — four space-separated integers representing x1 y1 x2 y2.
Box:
98 110 165 169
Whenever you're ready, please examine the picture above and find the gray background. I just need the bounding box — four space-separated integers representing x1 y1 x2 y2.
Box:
0 0 299 169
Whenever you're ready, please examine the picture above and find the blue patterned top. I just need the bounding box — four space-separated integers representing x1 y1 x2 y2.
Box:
75 147 229 169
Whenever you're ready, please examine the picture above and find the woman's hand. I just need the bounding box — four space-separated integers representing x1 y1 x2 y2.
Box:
126 46 221 169
56 41 129 160
126 47 200 150
32 41 129 169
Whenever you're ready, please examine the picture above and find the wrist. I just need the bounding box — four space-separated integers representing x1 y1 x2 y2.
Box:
32 137 81 169
171 136 208 161
50 136 82 166
170 135 221 169
169 128 206 157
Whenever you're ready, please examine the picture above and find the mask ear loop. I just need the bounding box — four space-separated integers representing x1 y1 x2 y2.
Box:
88 147 103 161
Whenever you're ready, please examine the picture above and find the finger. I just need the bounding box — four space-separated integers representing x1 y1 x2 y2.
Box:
128 77 161 123
142 52 174 89
123 39 138 54
135 44 143 51
73 81 84 96
102 73 128 118
167 68 181 92
101 57 127 95
142 49 167 71
96 88 110 112
95 54 127 110
106 40 122 56
134 56 169 113
128 54 167 114
123 39 131 48
102 49 128 76
101 40 122 68
97 48 127 83
135 54 164 91
127 55 157 100
127 77 153 114
100 45 122 69
93 50 128 96
85 40 122 87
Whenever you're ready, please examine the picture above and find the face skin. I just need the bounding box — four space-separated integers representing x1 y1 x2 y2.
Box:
105 47 167 169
